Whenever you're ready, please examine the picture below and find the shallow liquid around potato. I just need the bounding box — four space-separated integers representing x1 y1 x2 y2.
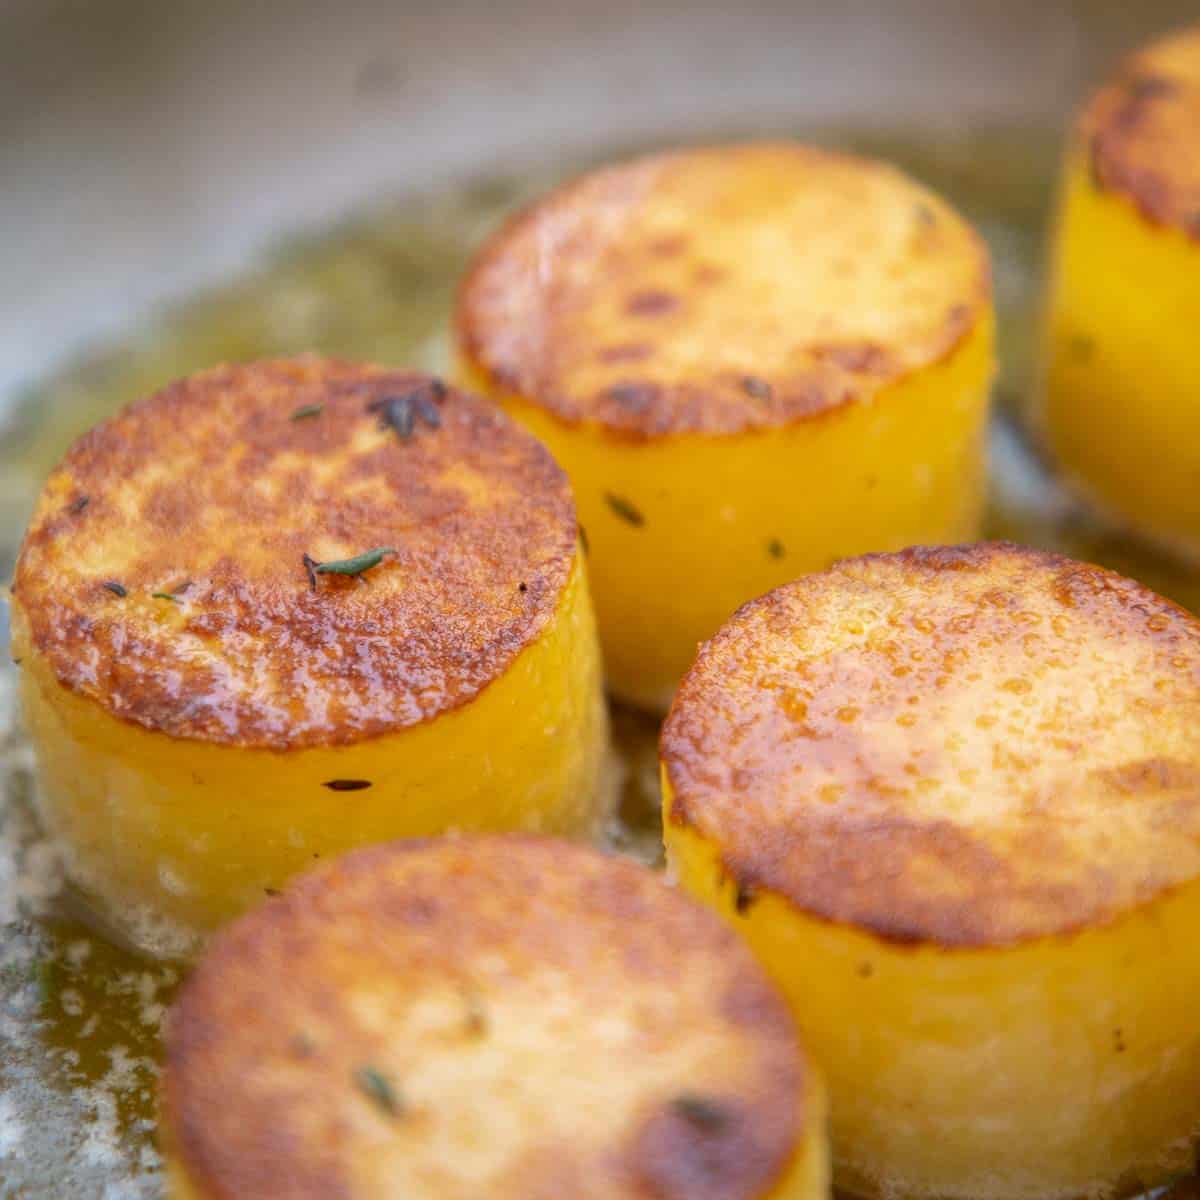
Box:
2 126 1197 1198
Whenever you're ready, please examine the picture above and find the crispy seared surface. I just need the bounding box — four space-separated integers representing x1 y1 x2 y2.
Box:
11 357 576 749
456 142 990 438
163 835 808 1200
1084 25 1200 234
663 543 1200 947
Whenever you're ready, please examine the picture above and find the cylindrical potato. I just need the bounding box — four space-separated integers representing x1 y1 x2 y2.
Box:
456 142 994 710
9 358 609 957
662 543 1200 1200
1038 26 1200 556
161 835 828 1200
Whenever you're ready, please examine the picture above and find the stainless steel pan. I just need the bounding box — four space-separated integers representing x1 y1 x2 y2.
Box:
2 1 1198 1193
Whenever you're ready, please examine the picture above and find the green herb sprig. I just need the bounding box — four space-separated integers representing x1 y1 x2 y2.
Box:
604 493 645 528
151 581 191 604
303 548 396 590
355 1065 402 1117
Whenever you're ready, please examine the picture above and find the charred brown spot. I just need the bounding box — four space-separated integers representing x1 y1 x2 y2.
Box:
1050 562 1144 612
377 890 441 926
1080 33 1200 233
597 342 654 364
462 988 489 1037
1101 758 1200 795
898 543 987 573
1129 74 1177 102
649 234 689 257
323 779 373 792
672 1094 733 1131
605 382 660 414
630 1094 780 1200
626 289 680 316
944 304 973 340
813 342 894 375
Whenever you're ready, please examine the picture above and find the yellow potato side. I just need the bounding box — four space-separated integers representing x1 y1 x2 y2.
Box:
12 557 608 958
456 144 994 711
666 795 1200 1200
464 317 991 711
1039 154 1200 556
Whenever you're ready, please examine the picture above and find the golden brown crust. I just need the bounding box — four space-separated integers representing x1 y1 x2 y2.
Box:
663 542 1200 947
455 142 991 439
1083 25 1200 235
163 835 807 1200
11 357 576 749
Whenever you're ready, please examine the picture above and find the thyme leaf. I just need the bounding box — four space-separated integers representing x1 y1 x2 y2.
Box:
740 375 772 401
308 547 396 582
604 493 644 528
290 403 325 421
355 1065 402 1117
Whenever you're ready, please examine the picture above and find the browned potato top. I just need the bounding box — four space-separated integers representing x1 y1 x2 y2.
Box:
11 358 576 749
163 835 810 1200
1084 24 1200 233
455 142 990 439
662 543 1200 947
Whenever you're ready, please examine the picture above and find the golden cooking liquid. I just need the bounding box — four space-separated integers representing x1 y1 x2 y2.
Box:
2 125 1197 1197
